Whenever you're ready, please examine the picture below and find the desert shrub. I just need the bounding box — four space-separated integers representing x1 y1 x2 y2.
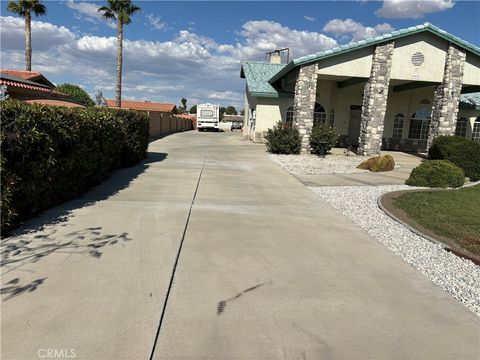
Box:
309 124 339 155
265 122 301 154
405 160 464 188
1 100 149 233
357 154 395 172
428 136 480 181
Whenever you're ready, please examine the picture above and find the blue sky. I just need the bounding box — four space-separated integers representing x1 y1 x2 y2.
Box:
1 1 479 109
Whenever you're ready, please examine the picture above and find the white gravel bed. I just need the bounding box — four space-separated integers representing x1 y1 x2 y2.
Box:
269 154 366 174
310 185 480 316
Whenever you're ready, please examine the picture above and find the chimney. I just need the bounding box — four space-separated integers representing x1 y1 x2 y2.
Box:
266 48 290 64
269 51 282 64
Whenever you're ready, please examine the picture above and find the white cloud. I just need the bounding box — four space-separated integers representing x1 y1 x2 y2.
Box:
376 0 455 19
66 0 116 29
146 13 167 31
323 18 395 42
0 17 340 109
304 16 315 22
224 20 337 60
0 16 75 51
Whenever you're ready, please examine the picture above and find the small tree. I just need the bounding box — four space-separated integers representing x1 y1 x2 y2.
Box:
189 105 197 114
309 124 339 155
219 106 226 120
56 83 95 106
265 122 301 155
181 98 187 110
225 105 237 115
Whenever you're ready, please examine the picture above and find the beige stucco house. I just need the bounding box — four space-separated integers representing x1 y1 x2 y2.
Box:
240 23 480 154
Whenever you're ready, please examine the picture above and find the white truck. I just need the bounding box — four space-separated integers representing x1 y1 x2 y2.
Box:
197 103 220 132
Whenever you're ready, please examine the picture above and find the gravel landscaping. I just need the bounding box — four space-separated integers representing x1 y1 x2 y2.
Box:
311 185 480 316
269 154 366 174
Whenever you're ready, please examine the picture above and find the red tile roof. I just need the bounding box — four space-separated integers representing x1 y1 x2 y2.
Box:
0 69 55 87
0 78 67 96
106 99 176 113
1 70 42 81
24 99 84 108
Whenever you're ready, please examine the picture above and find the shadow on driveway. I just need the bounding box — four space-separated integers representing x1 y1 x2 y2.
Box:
5 152 168 237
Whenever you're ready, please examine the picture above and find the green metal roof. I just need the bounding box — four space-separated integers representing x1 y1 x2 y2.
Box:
240 61 286 97
269 22 480 85
460 93 480 110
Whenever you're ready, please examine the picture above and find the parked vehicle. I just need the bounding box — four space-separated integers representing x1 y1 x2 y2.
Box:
197 103 219 131
231 122 243 131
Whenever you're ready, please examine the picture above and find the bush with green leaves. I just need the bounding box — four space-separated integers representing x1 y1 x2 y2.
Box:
405 160 464 188
309 124 339 155
55 83 95 106
1 100 149 233
265 122 301 154
428 135 480 181
357 154 395 172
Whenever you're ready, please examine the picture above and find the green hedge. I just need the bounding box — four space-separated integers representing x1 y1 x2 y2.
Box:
265 122 301 155
309 124 338 155
1 100 149 233
405 160 465 188
428 136 480 181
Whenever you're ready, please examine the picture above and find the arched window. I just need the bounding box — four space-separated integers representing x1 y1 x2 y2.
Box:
285 106 294 126
473 117 480 142
408 108 431 140
392 113 404 139
329 110 335 127
455 117 467 138
313 103 326 126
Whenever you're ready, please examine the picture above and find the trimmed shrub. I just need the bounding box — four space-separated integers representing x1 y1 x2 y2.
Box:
428 136 480 181
265 122 301 155
405 160 464 188
309 124 339 155
357 154 395 172
1 100 149 233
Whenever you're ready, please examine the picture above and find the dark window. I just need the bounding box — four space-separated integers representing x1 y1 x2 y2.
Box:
313 103 326 126
408 108 431 140
473 117 480 142
392 113 404 139
455 117 467 138
285 106 294 126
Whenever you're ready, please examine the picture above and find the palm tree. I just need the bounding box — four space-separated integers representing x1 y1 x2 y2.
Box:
7 0 46 71
98 0 141 108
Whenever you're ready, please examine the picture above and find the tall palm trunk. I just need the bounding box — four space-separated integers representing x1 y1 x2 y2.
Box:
115 19 123 108
25 11 32 71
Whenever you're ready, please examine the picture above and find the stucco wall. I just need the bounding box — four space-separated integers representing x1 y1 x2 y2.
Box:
253 97 293 141
317 46 373 78
390 32 448 82
463 53 480 86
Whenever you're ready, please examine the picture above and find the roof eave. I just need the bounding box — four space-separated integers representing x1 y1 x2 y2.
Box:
268 26 480 85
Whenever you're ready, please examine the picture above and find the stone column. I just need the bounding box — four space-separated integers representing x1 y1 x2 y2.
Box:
427 44 466 150
293 63 318 153
358 42 395 156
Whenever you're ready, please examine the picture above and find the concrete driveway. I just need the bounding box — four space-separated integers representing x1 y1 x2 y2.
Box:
1 131 479 360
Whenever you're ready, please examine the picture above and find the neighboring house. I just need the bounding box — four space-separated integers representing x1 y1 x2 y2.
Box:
106 99 193 136
0 69 82 107
222 114 243 123
240 23 480 154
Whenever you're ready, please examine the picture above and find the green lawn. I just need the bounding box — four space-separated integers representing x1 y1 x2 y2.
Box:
393 185 480 256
